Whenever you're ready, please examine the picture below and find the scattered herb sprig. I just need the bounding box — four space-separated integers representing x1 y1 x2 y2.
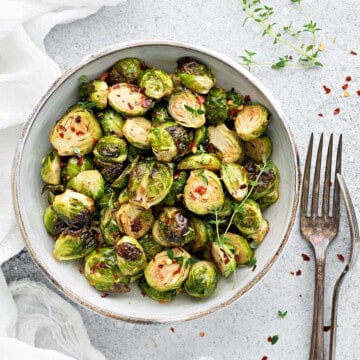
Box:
239 0 322 70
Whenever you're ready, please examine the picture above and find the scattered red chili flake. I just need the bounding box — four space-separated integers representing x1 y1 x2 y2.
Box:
59 124 67 132
199 331 205 337
342 83 349 90
302 253 310 261
77 156 84 166
296 269 302 276
127 102 134 110
356 90 360 96
323 325 331 332
196 95 205 104
333 108 340 115
350 50 358 55
252 264 257 272
318 113 324 117
194 186 207 195
345 76 352 82
170 327 175 333
322 85 331 94
290 271 295 275
244 94 251 102
78 267 83 274
262 357 269 360
100 71 109 81
337 254 345 262
267 336 273 343
101 293 109 298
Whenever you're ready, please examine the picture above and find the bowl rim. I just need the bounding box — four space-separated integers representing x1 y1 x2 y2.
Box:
12 39 300 323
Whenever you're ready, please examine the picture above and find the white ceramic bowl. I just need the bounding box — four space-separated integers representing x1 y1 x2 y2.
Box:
13 40 299 323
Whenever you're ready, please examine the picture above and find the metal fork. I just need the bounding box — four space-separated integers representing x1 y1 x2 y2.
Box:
300 133 342 360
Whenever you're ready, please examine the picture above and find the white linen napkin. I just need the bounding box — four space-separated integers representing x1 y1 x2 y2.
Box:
0 1 126 359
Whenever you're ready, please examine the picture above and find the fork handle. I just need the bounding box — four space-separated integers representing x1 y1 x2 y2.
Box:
310 246 327 360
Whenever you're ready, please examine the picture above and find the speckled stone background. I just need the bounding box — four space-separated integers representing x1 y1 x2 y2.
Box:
3 0 360 359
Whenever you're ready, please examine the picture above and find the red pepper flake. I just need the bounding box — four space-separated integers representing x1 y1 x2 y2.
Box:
59 133 64 139
101 293 109 298
195 186 207 195
170 327 175 333
59 124 67 132
350 50 358 55
333 108 340 115
127 102 134 110
290 271 295 276
76 131 85 136
356 90 360 96
318 113 324 117
323 325 331 332
196 95 205 104
262 357 268 360
301 253 310 261
267 336 272 343
252 264 257 272
322 85 331 94
345 76 352 82
296 269 302 276
244 94 251 102
199 331 205 337
337 254 345 262
77 156 84 166
342 83 349 90
100 71 109 81
78 267 83 274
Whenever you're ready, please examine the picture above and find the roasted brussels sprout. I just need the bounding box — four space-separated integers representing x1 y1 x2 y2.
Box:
53 227 100 260
257 187 279 210
210 241 236 277
79 79 108 109
99 109 125 137
43 205 67 237
193 125 207 148
139 68 174 99
205 87 227 126
121 117 151 149
183 169 224 215
148 122 191 162
168 90 206 128
111 158 139 190
107 57 148 85
84 246 130 293
144 247 191 291
93 135 127 164
243 135 272 162
66 170 105 201
152 207 195 247
100 205 122 245
138 277 178 303
116 202 154 239
138 235 163 261
233 199 263 235
207 123 244 164
108 83 153 116
184 260 218 298
226 89 243 119
61 156 94 183
150 102 172 125
177 153 221 171
115 236 147 276
220 163 249 202
223 232 253 266
97 183 119 208
161 171 188 207
52 189 95 226
188 217 210 252
246 218 269 245
50 105 102 156
175 57 215 94
41 150 61 185
128 160 173 209
118 187 129 205
93 158 125 183
243 158 279 200
235 104 270 141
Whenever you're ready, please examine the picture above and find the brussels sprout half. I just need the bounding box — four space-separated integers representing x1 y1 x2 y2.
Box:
61 156 94 183
79 79 108 109
99 109 125 137
223 232 253 266
257 187 279 210
243 135 272 162
220 163 249 202
50 105 102 156
139 68 174 99
233 199 263 235
43 205 67 237
107 57 148 85
246 218 270 245
210 241 236 277
41 150 61 185
100 205 122 245
122 117 152 150
138 277 178 303
93 135 128 164
177 153 221 171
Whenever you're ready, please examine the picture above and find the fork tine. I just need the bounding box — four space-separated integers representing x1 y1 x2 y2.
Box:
300 133 314 218
332 135 342 221
311 133 324 217
322 134 333 216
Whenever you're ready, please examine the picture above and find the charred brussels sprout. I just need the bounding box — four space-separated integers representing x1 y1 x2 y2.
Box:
50 105 102 156
150 102 172 125
235 104 270 141
177 153 221 171
43 205 67 237
233 199 263 235
161 171 188 207
108 83 153 116
138 277 178 303
100 205 122 245
148 122 191 162
115 236 147 276
52 189 95 226
175 57 215 94
79 79 108 109
152 207 195 247
144 247 191 291
223 232 253 266
168 90 206 128
93 135 127 164
84 247 130 293
183 169 224 215
128 160 173 209
53 227 100 260
207 123 244 164
116 202 154 239
107 57 148 85
122 117 152 149
184 260 218 298
220 163 249 202
243 135 272 162
111 158 139 190
138 235 163 261
61 156 94 183
99 109 124 137
66 170 105 201
210 241 236 277
41 150 61 185
205 87 227 126
139 68 174 99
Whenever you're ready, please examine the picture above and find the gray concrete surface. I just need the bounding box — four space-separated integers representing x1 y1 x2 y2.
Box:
3 0 360 359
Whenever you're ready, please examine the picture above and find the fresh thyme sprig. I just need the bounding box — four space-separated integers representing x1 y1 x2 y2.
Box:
240 0 323 70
